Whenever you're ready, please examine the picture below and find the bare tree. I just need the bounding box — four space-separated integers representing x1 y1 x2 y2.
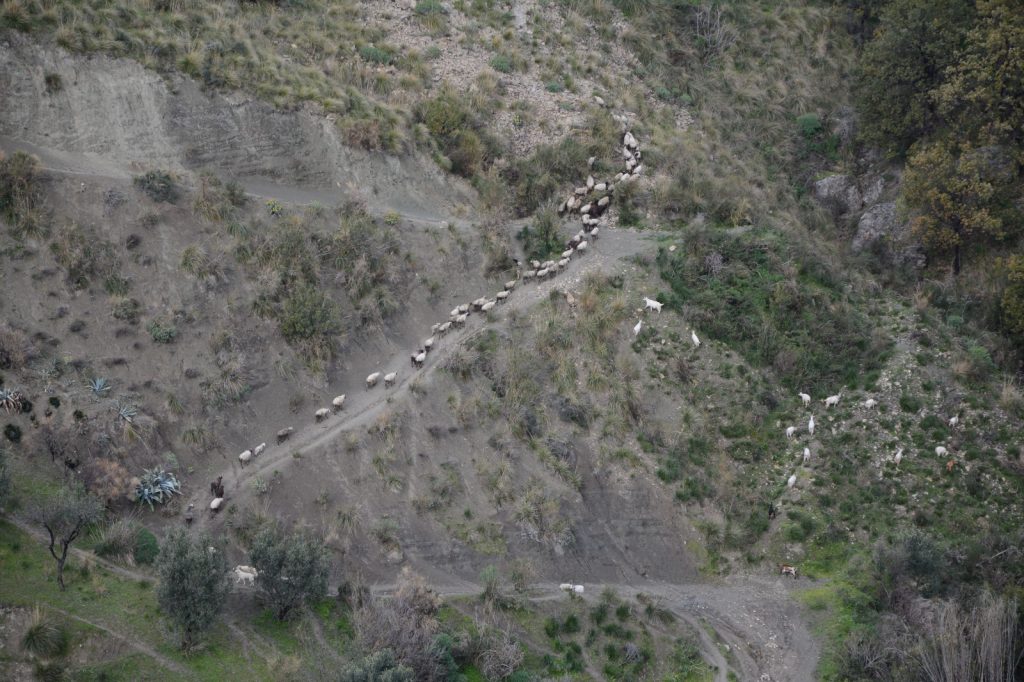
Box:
693 4 736 65
29 484 104 590
917 592 1022 682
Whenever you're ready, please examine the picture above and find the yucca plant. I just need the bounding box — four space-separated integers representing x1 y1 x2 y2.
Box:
0 388 24 413
135 468 181 509
21 607 69 660
88 377 110 396
115 400 137 424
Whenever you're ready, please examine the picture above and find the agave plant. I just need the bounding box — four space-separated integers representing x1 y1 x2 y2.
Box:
135 468 181 508
0 388 24 413
115 400 138 424
88 377 111 396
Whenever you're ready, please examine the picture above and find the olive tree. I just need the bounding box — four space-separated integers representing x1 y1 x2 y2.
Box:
249 522 329 620
156 530 230 650
29 484 103 590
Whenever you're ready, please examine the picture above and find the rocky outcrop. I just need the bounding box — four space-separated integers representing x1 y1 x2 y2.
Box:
813 174 861 217
853 202 925 267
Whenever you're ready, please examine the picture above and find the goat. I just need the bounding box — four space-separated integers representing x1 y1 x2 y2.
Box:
276 427 294 444
384 372 398 388
332 395 346 411
946 459 956 473
210 497 224 512
633 319 643 336
643 297 663 313
799 392 811 405
239 449 252 464
315 407 330 422
573 585 585 595
894 448 903 466
691 330 701 348
935 446 948 457
366 372 381 388
803 447 810 464
808 415 815 436
787 473 797 488
824 394 841 408
864 398 878 408
949 414 959 428
234 566 257 586
786 426 797 438
779 564 798 578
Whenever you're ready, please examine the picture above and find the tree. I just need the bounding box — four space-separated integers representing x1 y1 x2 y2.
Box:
903 139 1019 274
339 649 414 682
1000 255 1024 342
249 523 329 620
853 0 975 154
156 530 230 650
935 0 1024 156
29 484 103 590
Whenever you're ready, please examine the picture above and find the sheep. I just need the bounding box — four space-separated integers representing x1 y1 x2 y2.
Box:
624 131 638 149
561 249 573 259
576 240 588 254
588 155 597 167
437 321 452 335
691 330 701 348
522 270 537 281
597 195 610 208
632 164 644 176
449 307 461 318
589 227 599 240
643 297 663 313
458 303 470 314
504 280 517 291
472 297 488 310
431 322 441 334
864 398 878 409
276 427 294 444
384 372 398 388
594 182 607 192
787 474 797 488
495 291 509 302
239 449 253 464
332 395 346 411
410 351 419 368
315 407 330 422
424 337 435 351
413 350 427 368
558 258 569 269
808 415 815 436
799 392 811 405
253 442 266 457
531 260 540 269
623 147 634 161
633 319 643 336
210 497 224 511
587 175 595 190
786 426 797 438
626 158 637 171
894 448 903 467
574 186 587 196
824 394 841 408
572 585 585 595
366 372 382 388
803 447 811 464
234 566 257 586
559 583 573 592
536 268 549 279
935 445 948 457
455 313 468 325
481 301 496 312
558 200 568 214
580 203 592 215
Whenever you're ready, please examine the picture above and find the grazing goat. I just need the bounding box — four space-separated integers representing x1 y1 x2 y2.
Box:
787 474 797 488
799 392 811 405
332 395 346 411
210 497 224 511
779 564 798 578
808 416 815 436
946 459 956 473
824 394 841 408
803 447 810 464
239 449 252 464
949 414 959 428
864 398 878 408
234 566 257 586
935 446 948 457
276 427 294 444
643 297 663 313
366 372 382 388
786 426 797 438
559 583 572 592
384 372 398 388
691 331 701 348
573 585 584 595
633 320 643 336
894 448 903 466
315 407 330 422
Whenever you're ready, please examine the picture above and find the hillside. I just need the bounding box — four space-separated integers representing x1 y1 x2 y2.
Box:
1 2 1023 681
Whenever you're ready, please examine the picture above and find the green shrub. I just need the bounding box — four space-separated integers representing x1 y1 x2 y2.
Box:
133 170 179 203
358 45 393 65
545 80 564 93
133 528 159 565
21 610 69 659
796 113 822 139
490 54 513 73
899 393 922 413
146 319 178 344
415 0 446 15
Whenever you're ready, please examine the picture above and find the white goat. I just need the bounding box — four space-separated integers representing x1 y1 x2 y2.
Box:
210 497 224 511
573 585 585 595
315 407 330 422
803 447 810 464
366 372 381 388
894 448 903 467
384 372 398 388
234 566 257 586
633 319 643 336
239 449 252 464
935 446 948 457
786 426 797 438
787 474 797 488
824 394 841 408
864 398 878 408
808 415 815 436
332 395 346 411
691 330 701 348
799 392 811 405
643 297 663 313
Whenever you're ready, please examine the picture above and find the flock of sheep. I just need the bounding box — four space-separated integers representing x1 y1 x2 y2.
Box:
781 391 964 492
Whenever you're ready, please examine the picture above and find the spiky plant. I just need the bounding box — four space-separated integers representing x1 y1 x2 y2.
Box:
115 400 137 424
0 388 24 413
21 607 69 660
88 377 110 396
135 468 181 508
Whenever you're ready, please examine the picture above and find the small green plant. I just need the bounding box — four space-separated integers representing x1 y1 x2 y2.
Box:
133 170 179 203
133 528 159 565
545 80 565 93
147 319 178 344
43 73 63 94
490 54 513 73
383 210 401 225
266 199 283 216
88 377 110 396
111 297 141 324
359 45 393 65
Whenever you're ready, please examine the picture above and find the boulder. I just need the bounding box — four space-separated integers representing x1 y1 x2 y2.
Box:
853 202 925 267
813 174 861 216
